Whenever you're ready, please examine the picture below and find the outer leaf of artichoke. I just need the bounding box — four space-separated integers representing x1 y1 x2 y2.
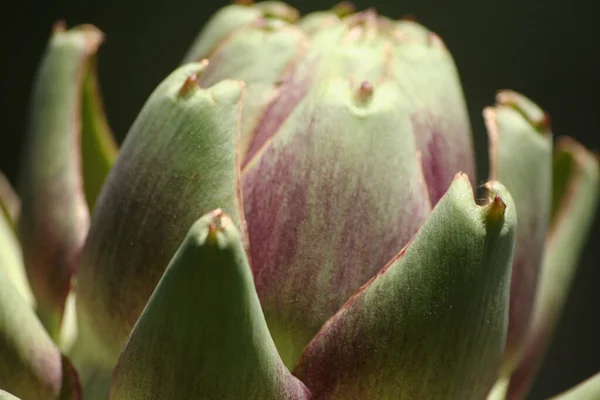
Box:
18 23 116 339
506 137 600 400
0 174 33 307
293 175 516 399
109 210 310 400
0 265 81 399
485 91 553 374
75 62 247 367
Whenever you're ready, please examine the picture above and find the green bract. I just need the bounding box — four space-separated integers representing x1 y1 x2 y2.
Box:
1 2 599 399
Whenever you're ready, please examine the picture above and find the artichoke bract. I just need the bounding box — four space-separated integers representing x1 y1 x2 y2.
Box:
1 1 599 400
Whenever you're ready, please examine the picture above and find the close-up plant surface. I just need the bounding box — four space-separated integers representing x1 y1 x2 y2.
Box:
0 1 599 399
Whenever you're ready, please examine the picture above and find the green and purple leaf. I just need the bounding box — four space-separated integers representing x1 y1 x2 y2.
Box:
294 175 516 399
392 19 476 204
484 91 553 374
18 23 117 339
75 62 247 367
109 210 310 400
242 77 432 366
197 17 306 157
506 137 600 400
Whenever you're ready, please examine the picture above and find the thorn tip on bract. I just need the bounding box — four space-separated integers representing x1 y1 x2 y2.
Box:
178 73 199 97
427 32 445 48
355 81 374 105
483 182 508 226
177 60 208 97
205 209 233 245
485 195 507 224
453 171 471 186
52 20 67 34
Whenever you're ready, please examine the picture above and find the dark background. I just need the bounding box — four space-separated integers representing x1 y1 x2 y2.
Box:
1 0 598 398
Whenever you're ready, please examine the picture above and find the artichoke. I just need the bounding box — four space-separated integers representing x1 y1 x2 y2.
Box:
1 1 599 399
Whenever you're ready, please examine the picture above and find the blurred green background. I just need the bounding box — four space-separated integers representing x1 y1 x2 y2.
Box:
1 0 598 398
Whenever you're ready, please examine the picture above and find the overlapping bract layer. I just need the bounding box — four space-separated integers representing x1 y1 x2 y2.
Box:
1 2 599 400
76 1 477 369
16 23 117 341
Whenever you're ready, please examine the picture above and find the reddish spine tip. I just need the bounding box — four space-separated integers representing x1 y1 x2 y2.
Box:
52 20 67 34
427 32 445 48
356 81 374 105
206 209 225 244
234 0 253 5
541 111 552 131
178 73 199 97
210 208 224 220
484 194 507 226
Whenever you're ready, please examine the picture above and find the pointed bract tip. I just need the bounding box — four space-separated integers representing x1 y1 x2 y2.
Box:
453 171 472 186
233 0 253 5
483 181 509 226
178 72 200 97
427 32 446 48
496 90 551 134
177 59 208 97
52 20 67 34
484 195 507 225
355 8 379 23
355 81 374 105
347 8 379 36
198 58 209 68
205 209 236 246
